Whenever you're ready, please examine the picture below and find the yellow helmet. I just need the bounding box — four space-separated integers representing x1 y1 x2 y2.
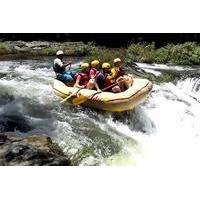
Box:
102 62 111 69
81 63 90 70
91 60 100 68
114 58 121 63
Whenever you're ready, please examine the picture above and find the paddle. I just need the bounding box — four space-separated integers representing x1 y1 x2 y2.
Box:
60 88 83 104
72 82 119 106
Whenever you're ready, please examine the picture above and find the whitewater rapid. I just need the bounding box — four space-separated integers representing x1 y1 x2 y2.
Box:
0 58 200 167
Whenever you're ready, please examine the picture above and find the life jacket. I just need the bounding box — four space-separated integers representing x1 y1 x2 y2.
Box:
76 72 89 86
103 77 112 89
107 67 125 82
89 68 99 79
53 58 65 74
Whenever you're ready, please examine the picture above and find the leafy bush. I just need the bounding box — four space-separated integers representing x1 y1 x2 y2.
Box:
40 47 58 56
84 47 126 65
154 46 171 63
74 42 96 56
155 73 176 83
167 42 195 65
192 46 200 64
126 42 200 65
126 43 155 64
0 43 13 55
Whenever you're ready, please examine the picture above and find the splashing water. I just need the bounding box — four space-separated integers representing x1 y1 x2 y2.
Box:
0 58 200 167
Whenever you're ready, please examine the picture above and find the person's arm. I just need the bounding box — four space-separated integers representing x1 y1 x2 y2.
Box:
63 62 72 70
89 68 96 79
94 80 101 92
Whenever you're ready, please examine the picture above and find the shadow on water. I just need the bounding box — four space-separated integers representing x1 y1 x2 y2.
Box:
0 95 57 136
65 103 156 135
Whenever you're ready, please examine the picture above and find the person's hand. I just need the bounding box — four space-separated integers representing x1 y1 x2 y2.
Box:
116 67 120 72
78 85 85 89
90 78 95 84
64 61 72 66
77 92 82 98
116 77 124 84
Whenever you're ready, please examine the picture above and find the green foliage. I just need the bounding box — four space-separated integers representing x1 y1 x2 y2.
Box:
154 45 171 63
1 40 200 66
126 42 200 65
154 73 176 83
74 42 96 56
47 137 64 156
40 47 58 56
192 46 200 64
167 42 196 65
71 145 96 165
126 43 155 64
0 43 13 55
84 47 126 65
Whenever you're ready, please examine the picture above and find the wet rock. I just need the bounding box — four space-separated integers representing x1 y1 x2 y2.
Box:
0 116 31 133
9 41 27 48
13 46 30 52
0 134 70 166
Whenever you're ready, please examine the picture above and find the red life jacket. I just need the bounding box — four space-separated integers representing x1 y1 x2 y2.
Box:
103 77 112 89
76 72 89 86
89 68 99 79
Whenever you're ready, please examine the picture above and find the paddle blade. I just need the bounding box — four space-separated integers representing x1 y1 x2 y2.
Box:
72 95 88 106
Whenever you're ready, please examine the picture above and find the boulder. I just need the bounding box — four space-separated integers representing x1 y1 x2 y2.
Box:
0 134 71 166
25 41 50 48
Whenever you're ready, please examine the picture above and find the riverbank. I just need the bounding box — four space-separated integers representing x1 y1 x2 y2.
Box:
0 41 95 57
84 42 200 66
0 41 200 65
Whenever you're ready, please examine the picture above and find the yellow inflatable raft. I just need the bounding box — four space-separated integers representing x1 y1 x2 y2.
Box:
53 76 153 112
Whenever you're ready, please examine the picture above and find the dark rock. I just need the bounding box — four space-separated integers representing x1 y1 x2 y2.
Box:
0 134 7 145
0 116 31 133
0 134 70 166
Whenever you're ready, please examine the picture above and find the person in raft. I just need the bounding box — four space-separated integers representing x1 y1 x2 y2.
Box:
73 63 90 88
53 50 75 85
86 60 102 92
107 58 129 92
99 62 123 93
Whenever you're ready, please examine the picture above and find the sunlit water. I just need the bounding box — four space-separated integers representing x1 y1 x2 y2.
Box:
0 57 200 167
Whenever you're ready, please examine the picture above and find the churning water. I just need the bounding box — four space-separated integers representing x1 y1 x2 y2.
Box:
0 57 200 166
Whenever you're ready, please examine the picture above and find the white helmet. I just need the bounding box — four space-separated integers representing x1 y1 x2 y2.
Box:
114 58 121 63
56 50 64 56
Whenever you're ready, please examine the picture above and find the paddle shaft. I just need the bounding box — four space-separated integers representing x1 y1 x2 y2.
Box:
87 82 119 101
72 82 119 106
60 88 82 103
102 82 118 91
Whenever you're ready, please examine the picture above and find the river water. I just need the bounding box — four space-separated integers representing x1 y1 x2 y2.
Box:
0 57 200 166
